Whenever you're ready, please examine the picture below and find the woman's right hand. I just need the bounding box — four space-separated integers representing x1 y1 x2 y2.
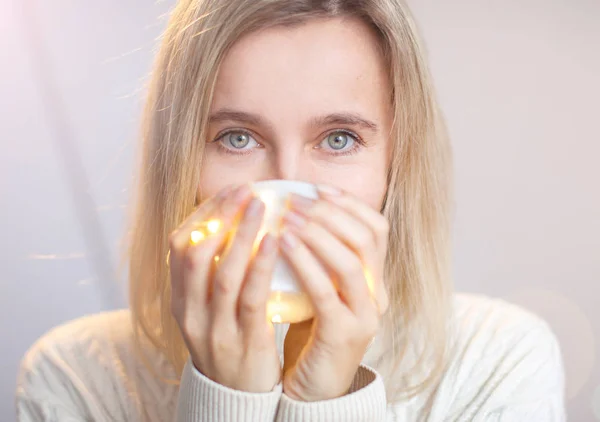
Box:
167 184 281 393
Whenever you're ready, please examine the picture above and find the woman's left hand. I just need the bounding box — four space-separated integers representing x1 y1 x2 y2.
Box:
279 185 390 402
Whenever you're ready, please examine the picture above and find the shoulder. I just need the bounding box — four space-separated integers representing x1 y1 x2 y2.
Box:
451 292 561 357
430 293 565 419
21 309 133 356
17 310 177 421
19 310 136 384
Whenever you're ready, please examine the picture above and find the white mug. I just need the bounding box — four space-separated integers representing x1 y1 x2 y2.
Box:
250 180 318 324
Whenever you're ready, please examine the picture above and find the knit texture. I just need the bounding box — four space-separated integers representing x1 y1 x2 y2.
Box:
16 294 566 421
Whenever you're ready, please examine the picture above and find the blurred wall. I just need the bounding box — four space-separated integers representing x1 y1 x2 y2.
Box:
1 0 598 420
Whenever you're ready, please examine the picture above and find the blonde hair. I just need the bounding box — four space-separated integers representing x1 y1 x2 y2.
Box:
127 0 453 401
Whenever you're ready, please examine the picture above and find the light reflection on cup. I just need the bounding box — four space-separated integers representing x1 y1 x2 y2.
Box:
266 291 314 324
250 180 318 324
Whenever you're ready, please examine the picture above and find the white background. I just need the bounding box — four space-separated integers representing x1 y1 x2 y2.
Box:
1 0 598 420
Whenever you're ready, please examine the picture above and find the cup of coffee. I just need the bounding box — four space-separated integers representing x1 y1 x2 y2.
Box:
249 180 318 324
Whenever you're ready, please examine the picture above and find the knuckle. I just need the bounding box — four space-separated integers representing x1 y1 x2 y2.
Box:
168 236 184 262
179 312 203 342
168 226 183 247
183 246 203 270
213 278 233 296
213 268 235 294
168 230 181 248
239 297 262 315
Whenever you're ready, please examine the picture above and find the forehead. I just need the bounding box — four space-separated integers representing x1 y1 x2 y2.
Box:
211 17 390 119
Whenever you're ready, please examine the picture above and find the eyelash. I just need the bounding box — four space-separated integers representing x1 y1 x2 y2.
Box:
211 129 365 157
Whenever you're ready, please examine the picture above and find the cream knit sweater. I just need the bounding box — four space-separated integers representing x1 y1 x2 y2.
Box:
15 294 566 421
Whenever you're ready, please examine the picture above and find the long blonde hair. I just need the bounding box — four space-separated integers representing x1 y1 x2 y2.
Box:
127 0 453 401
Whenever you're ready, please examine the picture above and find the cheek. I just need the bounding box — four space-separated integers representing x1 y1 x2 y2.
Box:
331 150 389 211
322 156 388 210
196 153 259 201
197 171 226 202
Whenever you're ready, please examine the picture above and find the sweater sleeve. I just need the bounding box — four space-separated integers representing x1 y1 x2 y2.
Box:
275 364 387 422
176 358 282 422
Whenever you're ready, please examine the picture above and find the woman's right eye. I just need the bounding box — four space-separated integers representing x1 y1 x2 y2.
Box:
216 130 260 153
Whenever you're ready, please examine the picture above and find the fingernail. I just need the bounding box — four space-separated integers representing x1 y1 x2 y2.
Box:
246 197 264 217
316 184 342 196
260 233 277 254
217 185 235 199
281 230 298 250
283 211 306 229
289 194 315 212
233 184 252 203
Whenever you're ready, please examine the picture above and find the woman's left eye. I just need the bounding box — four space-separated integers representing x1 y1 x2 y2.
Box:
318 131 360 154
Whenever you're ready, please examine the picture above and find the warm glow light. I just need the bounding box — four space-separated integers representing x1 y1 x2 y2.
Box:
214 255 220 262
190 230 205 244
207 219 221 234
252 228 269 254
258 191 276 209
266 291 314 324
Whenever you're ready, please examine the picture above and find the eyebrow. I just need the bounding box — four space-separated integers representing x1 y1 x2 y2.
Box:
208 109 379 133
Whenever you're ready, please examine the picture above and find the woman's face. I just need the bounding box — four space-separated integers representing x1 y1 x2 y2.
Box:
199 17 393 210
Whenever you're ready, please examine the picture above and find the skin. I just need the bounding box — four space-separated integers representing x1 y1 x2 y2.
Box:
169 16 393 401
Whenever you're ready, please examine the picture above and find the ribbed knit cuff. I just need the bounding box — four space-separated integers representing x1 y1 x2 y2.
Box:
176 358 282 422
276 365 387 422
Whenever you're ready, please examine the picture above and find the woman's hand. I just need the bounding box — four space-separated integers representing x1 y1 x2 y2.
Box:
280 185 390 402
168 185 282 393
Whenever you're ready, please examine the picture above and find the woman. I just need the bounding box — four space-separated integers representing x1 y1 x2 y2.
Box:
16 0 566 420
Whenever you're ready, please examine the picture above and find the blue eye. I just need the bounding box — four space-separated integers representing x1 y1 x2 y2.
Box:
325 132 353 150
218 130 259 152
213 128 364 157
318 130 363 155
229 132 250 148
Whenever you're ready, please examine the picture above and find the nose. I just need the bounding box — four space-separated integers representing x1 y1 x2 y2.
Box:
260 143 316 184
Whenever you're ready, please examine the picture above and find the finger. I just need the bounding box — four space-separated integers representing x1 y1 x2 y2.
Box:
316 185 390 251
279 230 342 319
171 226 231 322
169 185 251 319
282 212 372 313
238 233 278 331
288 194 377 267
169 184 237 251
211 197 265 325
287 194 384 308
168 184 245 284
298 187 390 312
